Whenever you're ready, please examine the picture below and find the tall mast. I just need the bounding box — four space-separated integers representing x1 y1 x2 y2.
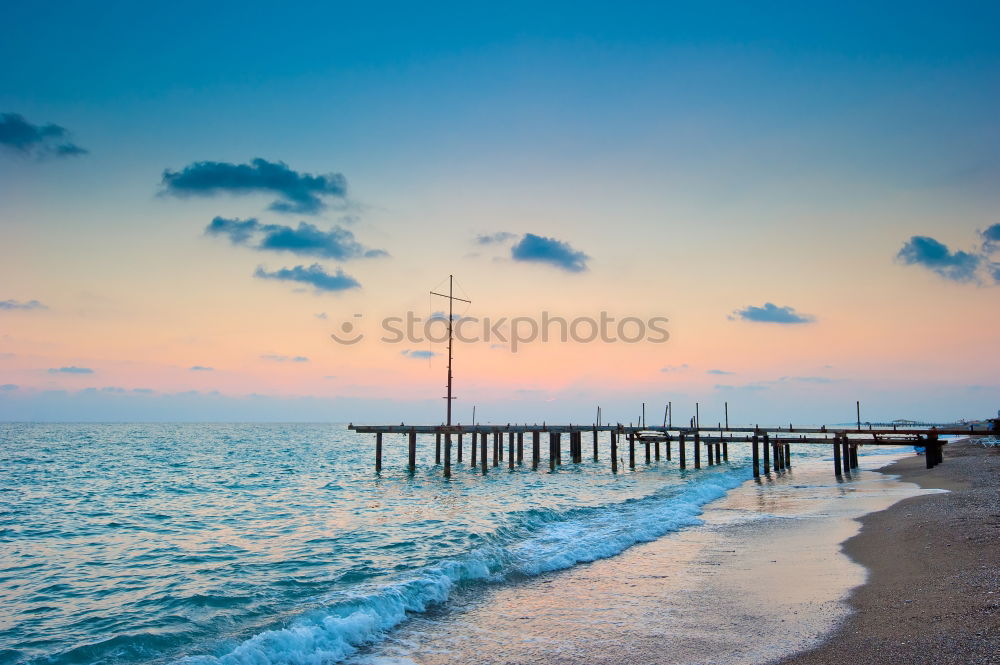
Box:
430 275 470 426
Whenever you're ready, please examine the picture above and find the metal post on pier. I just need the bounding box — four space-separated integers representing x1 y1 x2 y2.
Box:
375 432 383 473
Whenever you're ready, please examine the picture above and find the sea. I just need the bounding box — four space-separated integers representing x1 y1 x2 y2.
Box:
0 423 928 665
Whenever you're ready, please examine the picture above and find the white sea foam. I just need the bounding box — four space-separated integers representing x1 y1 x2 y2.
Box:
176 470 748 665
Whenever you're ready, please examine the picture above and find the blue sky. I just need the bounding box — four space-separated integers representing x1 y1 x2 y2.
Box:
1 1 998 422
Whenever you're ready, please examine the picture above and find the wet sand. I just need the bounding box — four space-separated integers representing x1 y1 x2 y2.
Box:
351 448 939 665
779 439 1000 665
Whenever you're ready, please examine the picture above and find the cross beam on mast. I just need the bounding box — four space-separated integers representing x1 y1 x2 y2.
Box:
430 275 471 426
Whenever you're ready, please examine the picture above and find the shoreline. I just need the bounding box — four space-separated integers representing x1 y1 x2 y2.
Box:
345 447 935 665
779 439 999 665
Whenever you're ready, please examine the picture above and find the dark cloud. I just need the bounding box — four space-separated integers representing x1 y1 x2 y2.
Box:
0 112 88 158
402 350 436 359
982 223 1000 252
510 233 589 273
254 264 361 292
48 366 94 374
190 365 214 371
162 158 347 214
731 303 814 324
206 217 387 260
0 384 17 391
0 299 47 311
706 369 734 375
896 235 981 283
476 232 517 245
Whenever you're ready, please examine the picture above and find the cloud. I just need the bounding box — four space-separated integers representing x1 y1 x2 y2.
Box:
48 366 94 374
0 384 17 391
981 223 1000 252
132 388 155 394
706 369 734 375
254 264 361 292
162 158 347 214
315 312 328 320
476 232 517 245
660 363 689 373
0 299 47 311
0 112 88 158
190 365 214 371
731 303 814 324
261 354 309 363
206 217 386 260
510 233 589 272
896 236 981 283
402 349 436 359
787 376 835 384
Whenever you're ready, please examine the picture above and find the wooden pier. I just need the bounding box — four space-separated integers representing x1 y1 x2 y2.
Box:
349 421 996 478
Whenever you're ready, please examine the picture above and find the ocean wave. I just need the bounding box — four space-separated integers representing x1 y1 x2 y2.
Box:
175 470 748 665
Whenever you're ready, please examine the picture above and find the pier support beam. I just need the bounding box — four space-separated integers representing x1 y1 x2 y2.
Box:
509 433 515 470
628 432 635 469
841 438 851 475
679 432 686 469
493 432 499 467
762 433 770 473
481 433 488 475
435 432 441 465
723 439 728 461
694 430 701 469
549 433 557 471
665 434 672 461
408 430 417 473
645 437 651 464
752 432 760 478
471 432 478 468
444 434 452 478
833 435 843 477
517 432 523 464
611 430 618 473
555 433 562 465
375 432 383 473
532 431 540 469
593 427 599 461
457 433 462 463
850 443 858 469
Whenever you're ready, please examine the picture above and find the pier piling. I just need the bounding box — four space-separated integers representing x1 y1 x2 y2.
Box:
408 430 417 473
375 432 383 473
611 430 618 473
833 435 842 476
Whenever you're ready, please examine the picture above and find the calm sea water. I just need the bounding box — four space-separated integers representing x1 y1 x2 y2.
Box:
1 423 850 665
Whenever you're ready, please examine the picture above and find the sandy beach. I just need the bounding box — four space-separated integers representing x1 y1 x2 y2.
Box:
780 438 1000 665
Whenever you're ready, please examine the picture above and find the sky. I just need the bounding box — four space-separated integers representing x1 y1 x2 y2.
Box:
1 0 999 424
